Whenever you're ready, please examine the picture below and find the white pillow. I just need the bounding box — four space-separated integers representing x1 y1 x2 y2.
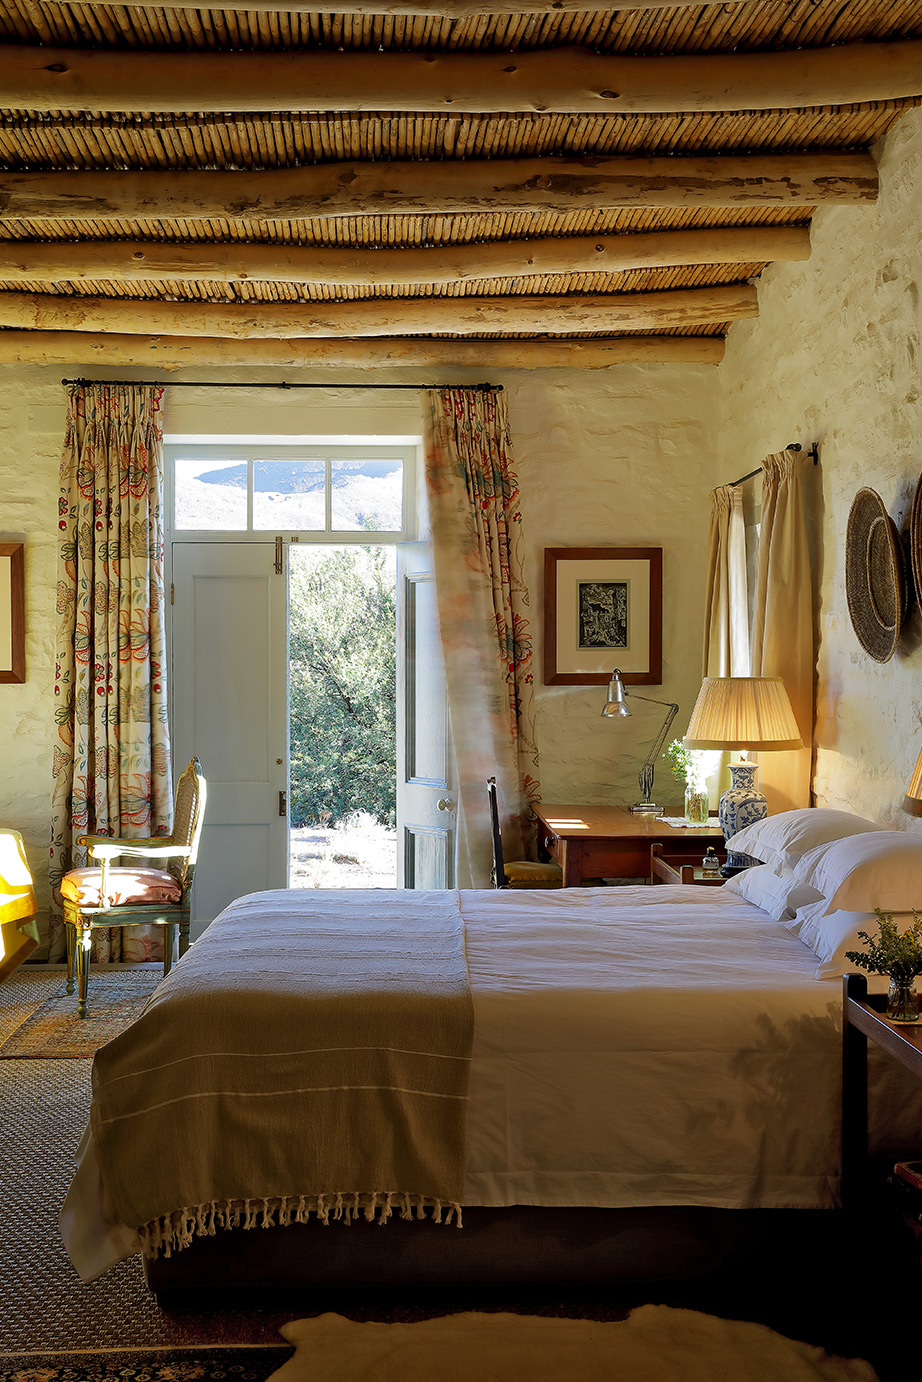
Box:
722 864 824 921
787 896 898 986
791 831 922 916
724 807 883 872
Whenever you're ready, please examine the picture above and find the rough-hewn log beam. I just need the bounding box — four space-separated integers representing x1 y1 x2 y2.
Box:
0 226 810 287
25 0 732 14
0 284 757 337
5 41 920 116
0 156 876 224
0 329 724 368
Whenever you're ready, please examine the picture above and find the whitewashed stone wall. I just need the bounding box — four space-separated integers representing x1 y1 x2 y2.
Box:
508 366 720 812
0 370 67 945
719 104 922 830
0 366 720 944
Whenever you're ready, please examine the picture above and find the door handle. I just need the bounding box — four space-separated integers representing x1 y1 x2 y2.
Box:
279 790 288 818
437 797 456 812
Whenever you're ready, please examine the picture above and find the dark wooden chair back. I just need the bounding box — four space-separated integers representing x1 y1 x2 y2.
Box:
486 777 506 888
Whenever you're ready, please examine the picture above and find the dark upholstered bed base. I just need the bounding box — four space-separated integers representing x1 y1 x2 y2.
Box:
143 1205 837 1299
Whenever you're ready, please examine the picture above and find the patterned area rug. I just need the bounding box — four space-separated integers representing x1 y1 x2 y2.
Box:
0 1347 291 1381
0 968 162 1058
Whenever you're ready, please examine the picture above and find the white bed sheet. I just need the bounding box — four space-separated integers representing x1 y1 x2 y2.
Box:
61 883 920 1282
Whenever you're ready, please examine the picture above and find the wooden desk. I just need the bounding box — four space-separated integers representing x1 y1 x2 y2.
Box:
533 804 726 888
650 842 726 886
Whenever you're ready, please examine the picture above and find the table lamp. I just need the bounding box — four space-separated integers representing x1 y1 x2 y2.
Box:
682 676 803 874
904 747 922 817
600 668 679 814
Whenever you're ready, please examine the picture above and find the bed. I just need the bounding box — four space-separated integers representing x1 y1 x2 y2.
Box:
59 808 922 1296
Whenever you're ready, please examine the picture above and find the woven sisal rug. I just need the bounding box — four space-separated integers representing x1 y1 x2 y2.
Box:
0 967 162 1058
0 1346 291 1382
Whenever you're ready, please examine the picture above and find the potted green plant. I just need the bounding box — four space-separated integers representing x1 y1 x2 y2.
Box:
845 910 922 1023
662 739 711 825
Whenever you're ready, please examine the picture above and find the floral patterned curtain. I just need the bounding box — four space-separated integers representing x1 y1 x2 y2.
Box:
47 383 173 963
424 387 540 888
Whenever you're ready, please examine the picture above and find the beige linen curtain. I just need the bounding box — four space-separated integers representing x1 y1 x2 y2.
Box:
424 387 541 889
703 483 750 678
750 451 814 812
48 383 173 963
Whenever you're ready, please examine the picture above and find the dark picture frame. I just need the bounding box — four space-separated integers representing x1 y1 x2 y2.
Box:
0 542 25 684
543 546 662 685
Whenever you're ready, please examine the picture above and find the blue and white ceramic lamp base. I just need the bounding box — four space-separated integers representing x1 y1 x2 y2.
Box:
719 762 766 871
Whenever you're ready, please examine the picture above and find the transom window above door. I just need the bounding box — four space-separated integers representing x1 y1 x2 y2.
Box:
165 438 418 543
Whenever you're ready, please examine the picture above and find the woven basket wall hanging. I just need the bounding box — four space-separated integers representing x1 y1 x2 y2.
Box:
845 487 904 663
909 471 922 611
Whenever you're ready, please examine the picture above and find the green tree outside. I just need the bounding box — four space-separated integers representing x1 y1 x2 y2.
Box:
288 545 397 829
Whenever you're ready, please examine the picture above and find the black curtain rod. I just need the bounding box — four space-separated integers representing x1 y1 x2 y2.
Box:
730 441 819 488
61 377 503 393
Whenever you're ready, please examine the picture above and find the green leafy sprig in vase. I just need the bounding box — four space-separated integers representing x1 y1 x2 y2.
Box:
662 739 712 825
845 910 922 1024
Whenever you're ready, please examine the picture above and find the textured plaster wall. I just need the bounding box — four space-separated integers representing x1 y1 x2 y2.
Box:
506 366 720 812
0 370 66 937
718 103 922 830
0 365 719 939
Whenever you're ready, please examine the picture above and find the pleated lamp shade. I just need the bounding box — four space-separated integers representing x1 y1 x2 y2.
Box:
683 677 803 752
904 749 922 816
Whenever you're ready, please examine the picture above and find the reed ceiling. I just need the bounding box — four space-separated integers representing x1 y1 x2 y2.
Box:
0 0 919 368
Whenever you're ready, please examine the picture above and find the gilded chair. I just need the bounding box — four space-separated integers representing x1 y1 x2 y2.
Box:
487 777 563 890
59 758 206 1017
0 829 40 982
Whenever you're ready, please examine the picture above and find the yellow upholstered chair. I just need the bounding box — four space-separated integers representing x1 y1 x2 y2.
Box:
0 829 40 982
487 777 563 890
60 757 206 1017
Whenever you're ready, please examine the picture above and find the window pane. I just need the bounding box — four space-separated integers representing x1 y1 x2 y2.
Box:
174 457 247 531
253 459 326 531
331 458 403 532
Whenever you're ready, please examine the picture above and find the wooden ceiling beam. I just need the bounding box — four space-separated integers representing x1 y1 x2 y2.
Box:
0 0 762 18
5 40 921 115
0 226 810 287
0 329 724 368
0 155 876 224
0 283 757 337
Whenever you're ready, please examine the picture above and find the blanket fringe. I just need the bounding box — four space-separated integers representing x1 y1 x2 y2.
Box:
139 1191 464 1259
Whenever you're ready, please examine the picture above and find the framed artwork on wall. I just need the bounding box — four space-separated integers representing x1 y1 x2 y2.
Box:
543 546 662 685
0 543 25 684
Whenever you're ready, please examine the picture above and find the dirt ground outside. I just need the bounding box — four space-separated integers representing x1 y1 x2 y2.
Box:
290 812 397 889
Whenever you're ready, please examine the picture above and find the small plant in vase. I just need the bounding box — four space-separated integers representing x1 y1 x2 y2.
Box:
662 740 711 825
845 910 922 1023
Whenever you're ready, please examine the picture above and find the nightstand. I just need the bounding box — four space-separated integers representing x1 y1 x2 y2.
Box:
649 842 726 886
842 972 922 1210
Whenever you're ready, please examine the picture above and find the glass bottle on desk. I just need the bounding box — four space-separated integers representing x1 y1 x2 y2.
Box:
701 846 721 876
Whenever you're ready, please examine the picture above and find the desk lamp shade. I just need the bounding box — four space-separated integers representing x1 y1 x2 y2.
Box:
683 677 803 862
904 747 922 817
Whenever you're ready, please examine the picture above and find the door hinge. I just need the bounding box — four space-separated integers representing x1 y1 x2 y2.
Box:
170 582 174 605
279 789 288 818
275 536 283 575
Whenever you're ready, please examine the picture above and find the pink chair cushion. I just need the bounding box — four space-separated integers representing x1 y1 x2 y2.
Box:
59 867 182 908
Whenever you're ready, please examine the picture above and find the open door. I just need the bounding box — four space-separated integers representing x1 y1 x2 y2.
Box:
396 542 455 888
171 542 289 935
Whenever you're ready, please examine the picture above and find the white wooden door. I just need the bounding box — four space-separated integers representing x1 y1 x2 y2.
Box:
171 542 288 936
396 542 455 887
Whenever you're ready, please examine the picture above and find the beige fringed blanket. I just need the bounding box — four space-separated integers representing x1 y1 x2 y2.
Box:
90 889 473 1258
